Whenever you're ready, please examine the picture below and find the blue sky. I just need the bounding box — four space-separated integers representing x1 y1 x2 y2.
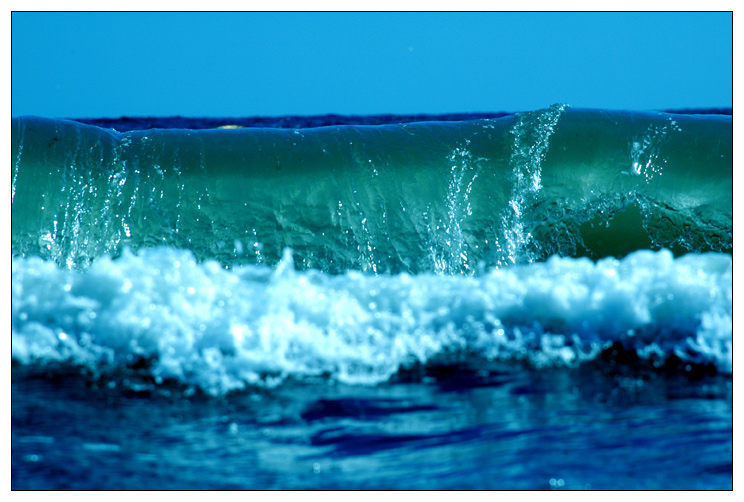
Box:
11 12 732 118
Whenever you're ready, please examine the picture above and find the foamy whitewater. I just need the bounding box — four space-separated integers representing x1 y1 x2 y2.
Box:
11 247 732 395
12 106 732 489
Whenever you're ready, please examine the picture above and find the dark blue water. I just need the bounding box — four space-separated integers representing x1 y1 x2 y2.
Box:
11 360 733 490
70 108 731 132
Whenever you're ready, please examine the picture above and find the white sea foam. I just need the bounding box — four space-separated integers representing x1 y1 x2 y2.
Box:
11 247 732 395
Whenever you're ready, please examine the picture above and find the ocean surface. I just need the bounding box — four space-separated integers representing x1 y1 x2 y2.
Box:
11 106 732 490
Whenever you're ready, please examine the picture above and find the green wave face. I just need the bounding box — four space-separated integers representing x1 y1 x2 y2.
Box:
11 106 732 273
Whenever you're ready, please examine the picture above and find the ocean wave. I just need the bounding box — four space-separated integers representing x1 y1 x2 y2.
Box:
11 105 733 395
12 106 732 272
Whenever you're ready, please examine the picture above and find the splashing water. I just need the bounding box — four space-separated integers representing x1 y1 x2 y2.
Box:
495 103 569 267
428 144 486 275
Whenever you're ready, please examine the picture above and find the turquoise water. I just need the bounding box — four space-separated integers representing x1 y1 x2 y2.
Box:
11 106 732 489
12 106 731 272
